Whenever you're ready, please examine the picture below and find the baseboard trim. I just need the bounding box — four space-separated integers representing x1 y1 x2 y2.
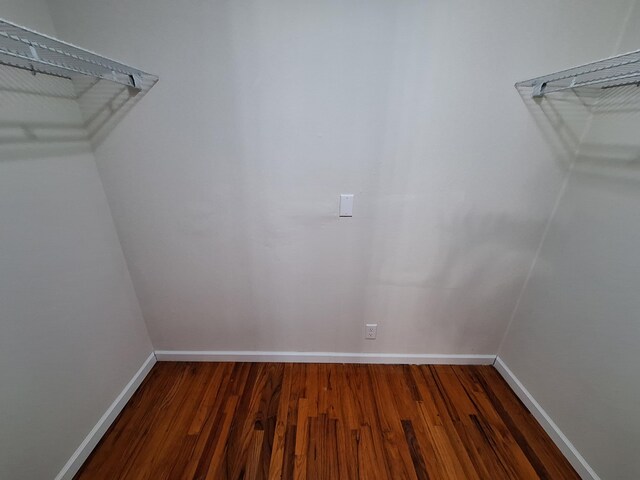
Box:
54 352 157 480
494 356 600 480
154 350 496 365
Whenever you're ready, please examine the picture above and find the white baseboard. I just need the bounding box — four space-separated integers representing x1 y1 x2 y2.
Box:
494 356 599 480
154 350 496 365
54 352 157 480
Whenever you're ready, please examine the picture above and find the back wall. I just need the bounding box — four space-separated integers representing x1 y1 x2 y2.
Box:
45 0 633 354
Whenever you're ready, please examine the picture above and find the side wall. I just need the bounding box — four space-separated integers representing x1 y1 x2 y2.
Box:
498 2 640 479
0 2 154 479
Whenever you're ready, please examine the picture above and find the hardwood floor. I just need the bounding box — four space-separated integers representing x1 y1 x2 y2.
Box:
74 362 579 479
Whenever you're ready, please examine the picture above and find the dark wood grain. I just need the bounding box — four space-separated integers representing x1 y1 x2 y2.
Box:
402 420 429 480
74 363 579 480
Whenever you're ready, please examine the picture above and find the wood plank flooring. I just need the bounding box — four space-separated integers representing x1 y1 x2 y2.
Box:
74 362 579 479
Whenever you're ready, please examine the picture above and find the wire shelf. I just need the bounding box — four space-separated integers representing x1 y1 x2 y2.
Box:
0 17 157 91
516 49 640 98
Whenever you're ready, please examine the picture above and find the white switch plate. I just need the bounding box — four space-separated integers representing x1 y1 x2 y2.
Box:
365 323 377 339
340 194 354 217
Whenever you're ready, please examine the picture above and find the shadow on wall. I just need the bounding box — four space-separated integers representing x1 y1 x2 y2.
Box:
516 84 591 170
0 67 90 159
73 74 156 147
574 84 640 181
517 82 640 180
0 65 154 158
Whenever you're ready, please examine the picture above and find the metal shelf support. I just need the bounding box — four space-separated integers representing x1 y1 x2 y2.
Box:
517 49 640 98
0 17 157 91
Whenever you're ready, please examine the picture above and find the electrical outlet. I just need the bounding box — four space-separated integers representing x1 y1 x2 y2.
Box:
365 324 377 339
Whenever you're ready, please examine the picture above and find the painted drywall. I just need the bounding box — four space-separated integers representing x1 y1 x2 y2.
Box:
499 2 640 479
0 2 154 479
44 0 634 354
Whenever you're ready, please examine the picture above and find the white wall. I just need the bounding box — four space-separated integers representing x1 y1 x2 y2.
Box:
43 0 634 355
0 2 154 479
499 2 640 480
5 0 640 477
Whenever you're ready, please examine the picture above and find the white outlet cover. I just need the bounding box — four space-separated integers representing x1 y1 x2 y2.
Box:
365 323 377 339
339 194 354 217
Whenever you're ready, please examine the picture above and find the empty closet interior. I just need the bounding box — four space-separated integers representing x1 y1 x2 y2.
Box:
2 0 639 479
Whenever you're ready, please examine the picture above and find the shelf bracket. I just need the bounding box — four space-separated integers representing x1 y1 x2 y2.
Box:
130 73 143 90
532 82 546 98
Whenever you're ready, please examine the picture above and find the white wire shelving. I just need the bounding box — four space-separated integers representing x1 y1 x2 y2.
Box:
516 49 640 98
0 17 157 91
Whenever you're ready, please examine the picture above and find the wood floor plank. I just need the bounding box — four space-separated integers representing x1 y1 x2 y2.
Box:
178 363 237 480
188 363 228 435
281 424 297 480
452 366 541 479
305 363 319 418
223 362 265 479
192 363 252 480
144 364 214 480
415 366 487 479
293 397 309 480
306 414 339 479
355 365 393 478
401 420 430 480
246 429 265 480
402 405 447 480
128 363 203 480
357 423 385 480
367 365 418 480
74 362 580 480
474 366 580 480
204 394 239 480
333 365 358 480
268 363 293 479
257 363 284 478
394 367 447 479
416 401 476 480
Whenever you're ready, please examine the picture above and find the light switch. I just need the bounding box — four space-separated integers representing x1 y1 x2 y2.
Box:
339 194 354 217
